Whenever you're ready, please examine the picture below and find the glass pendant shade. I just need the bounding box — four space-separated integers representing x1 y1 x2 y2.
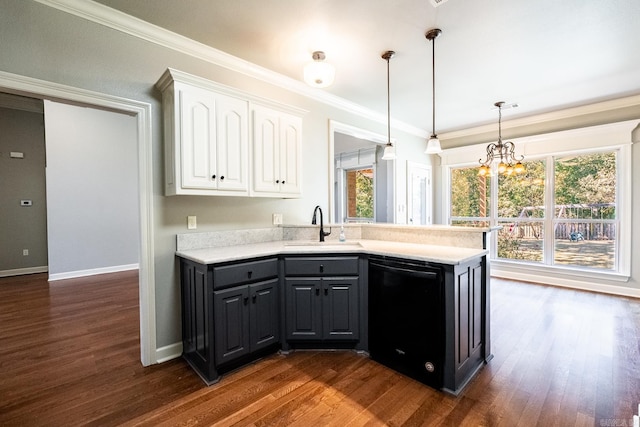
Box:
381 143 396 160
425 135 442 154
304 51 335 88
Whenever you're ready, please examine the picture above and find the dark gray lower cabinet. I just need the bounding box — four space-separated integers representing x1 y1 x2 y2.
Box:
180 259 214 382
446 259 487 392
283 256 361 348
213 279 279 365
285 277 359 341
179 257 279 385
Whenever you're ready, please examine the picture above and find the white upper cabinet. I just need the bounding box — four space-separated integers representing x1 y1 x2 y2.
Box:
252 105 302 197
157 69 304 198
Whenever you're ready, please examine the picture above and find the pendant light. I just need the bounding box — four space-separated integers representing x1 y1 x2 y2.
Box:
304 51 335 88
425 28 443 154
381 50 396 160
478 101 525 176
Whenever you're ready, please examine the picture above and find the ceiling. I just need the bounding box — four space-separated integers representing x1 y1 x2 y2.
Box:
94 0 640 136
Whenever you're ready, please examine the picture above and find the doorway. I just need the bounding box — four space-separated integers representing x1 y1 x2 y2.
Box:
407 161 432 225
0 70 155 366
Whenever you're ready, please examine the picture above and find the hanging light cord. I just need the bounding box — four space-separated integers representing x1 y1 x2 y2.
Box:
387 55 391 145
431 33 436 137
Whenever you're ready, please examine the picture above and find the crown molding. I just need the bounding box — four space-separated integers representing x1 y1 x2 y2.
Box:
439 93 640 141
34 0 428 139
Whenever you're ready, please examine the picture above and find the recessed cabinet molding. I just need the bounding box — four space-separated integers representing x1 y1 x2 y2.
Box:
252 105 302 197
157 68 305 197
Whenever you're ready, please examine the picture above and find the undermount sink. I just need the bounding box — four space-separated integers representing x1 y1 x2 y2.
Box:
283 241 362 250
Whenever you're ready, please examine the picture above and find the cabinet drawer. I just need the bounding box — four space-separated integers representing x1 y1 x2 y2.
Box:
213 258 278 289
284 256 359 276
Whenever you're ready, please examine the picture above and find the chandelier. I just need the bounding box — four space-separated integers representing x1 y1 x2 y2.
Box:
478 101 524 176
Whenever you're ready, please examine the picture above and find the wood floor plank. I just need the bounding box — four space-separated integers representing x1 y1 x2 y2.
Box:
1 273 639 426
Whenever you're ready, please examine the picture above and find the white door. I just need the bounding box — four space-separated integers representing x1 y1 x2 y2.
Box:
215 94 249 192
278 113 302 196
180 87 216 189
252 105 280 193
407 162 432 225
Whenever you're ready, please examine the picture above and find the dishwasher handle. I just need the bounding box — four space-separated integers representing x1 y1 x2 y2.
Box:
369 261 439 280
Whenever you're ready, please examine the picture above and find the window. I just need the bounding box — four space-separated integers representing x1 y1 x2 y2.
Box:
450 167 491 227
553 152 617 270
449 150 621 274
345 168 374 220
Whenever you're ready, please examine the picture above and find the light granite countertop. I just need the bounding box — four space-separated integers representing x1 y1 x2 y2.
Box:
176 239 488 266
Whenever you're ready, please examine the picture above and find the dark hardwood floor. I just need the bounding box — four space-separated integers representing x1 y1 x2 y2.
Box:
0 271 638 426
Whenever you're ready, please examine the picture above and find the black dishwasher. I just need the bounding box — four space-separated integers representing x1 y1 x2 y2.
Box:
368 256 444 389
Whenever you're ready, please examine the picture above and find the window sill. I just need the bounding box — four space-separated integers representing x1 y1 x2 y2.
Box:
490 259 637 298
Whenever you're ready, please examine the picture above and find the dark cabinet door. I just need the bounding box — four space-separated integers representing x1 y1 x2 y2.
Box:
249 279 280 351
453 261 484 386
322 277 359 340
181 260 212 376
213 285 250 365
285 278 322 340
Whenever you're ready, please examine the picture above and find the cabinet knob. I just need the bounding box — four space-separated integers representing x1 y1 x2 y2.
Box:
282 180 285 184
315 288 320 296
220 176 225 180
243 296 249 305
324 288 328 296
252 294 257 303
211 174 216 179
276 180 280 184
319 265 324 273
247 270 253 279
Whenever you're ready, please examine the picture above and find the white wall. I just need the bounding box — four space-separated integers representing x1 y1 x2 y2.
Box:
44 100 139 279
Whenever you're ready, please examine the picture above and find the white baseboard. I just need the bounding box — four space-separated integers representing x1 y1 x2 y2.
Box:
0 266 48 278
48 263 139 281
156 342 183 363
492 268 640 298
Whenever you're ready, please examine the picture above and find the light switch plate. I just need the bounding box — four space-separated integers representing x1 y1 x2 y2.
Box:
187 216 197 230
272 213 283 225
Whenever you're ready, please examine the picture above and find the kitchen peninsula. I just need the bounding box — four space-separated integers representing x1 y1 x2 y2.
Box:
176 224 493 395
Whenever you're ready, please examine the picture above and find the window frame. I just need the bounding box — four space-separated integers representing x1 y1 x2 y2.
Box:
441 120 633 283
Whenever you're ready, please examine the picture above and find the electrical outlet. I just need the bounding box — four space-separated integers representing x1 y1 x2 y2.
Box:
187 216 197 230
272 213 283 225
23 249 29 256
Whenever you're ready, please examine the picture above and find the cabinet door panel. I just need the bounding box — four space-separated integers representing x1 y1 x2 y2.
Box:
250 279 280 351
180 88 216 189
278 114 302 195
252 106 280 193
214 286 250 365
216 94 248 191
285 278 321 340
323 277 359 340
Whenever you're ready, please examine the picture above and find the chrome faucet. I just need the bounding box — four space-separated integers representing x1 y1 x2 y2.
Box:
312 205 331 242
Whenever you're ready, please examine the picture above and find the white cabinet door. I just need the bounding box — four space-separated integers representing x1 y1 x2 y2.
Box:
278 113 302 196
252 106 280 194
252 105 302 197
215 94 249 192
180 87 217 190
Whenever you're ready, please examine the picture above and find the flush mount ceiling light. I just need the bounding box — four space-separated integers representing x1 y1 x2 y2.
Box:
303 51 335 88
381 50 396 161
478 101 525 176
425 28 443 154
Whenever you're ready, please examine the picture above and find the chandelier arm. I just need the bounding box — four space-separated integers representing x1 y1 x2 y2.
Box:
479 142 498 166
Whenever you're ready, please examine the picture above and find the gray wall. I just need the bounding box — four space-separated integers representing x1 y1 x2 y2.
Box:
1 1 636 354
0 102 48 272
0 1 429 350
43 100 139 278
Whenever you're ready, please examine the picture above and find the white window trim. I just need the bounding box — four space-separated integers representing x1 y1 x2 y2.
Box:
440 120 636 288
